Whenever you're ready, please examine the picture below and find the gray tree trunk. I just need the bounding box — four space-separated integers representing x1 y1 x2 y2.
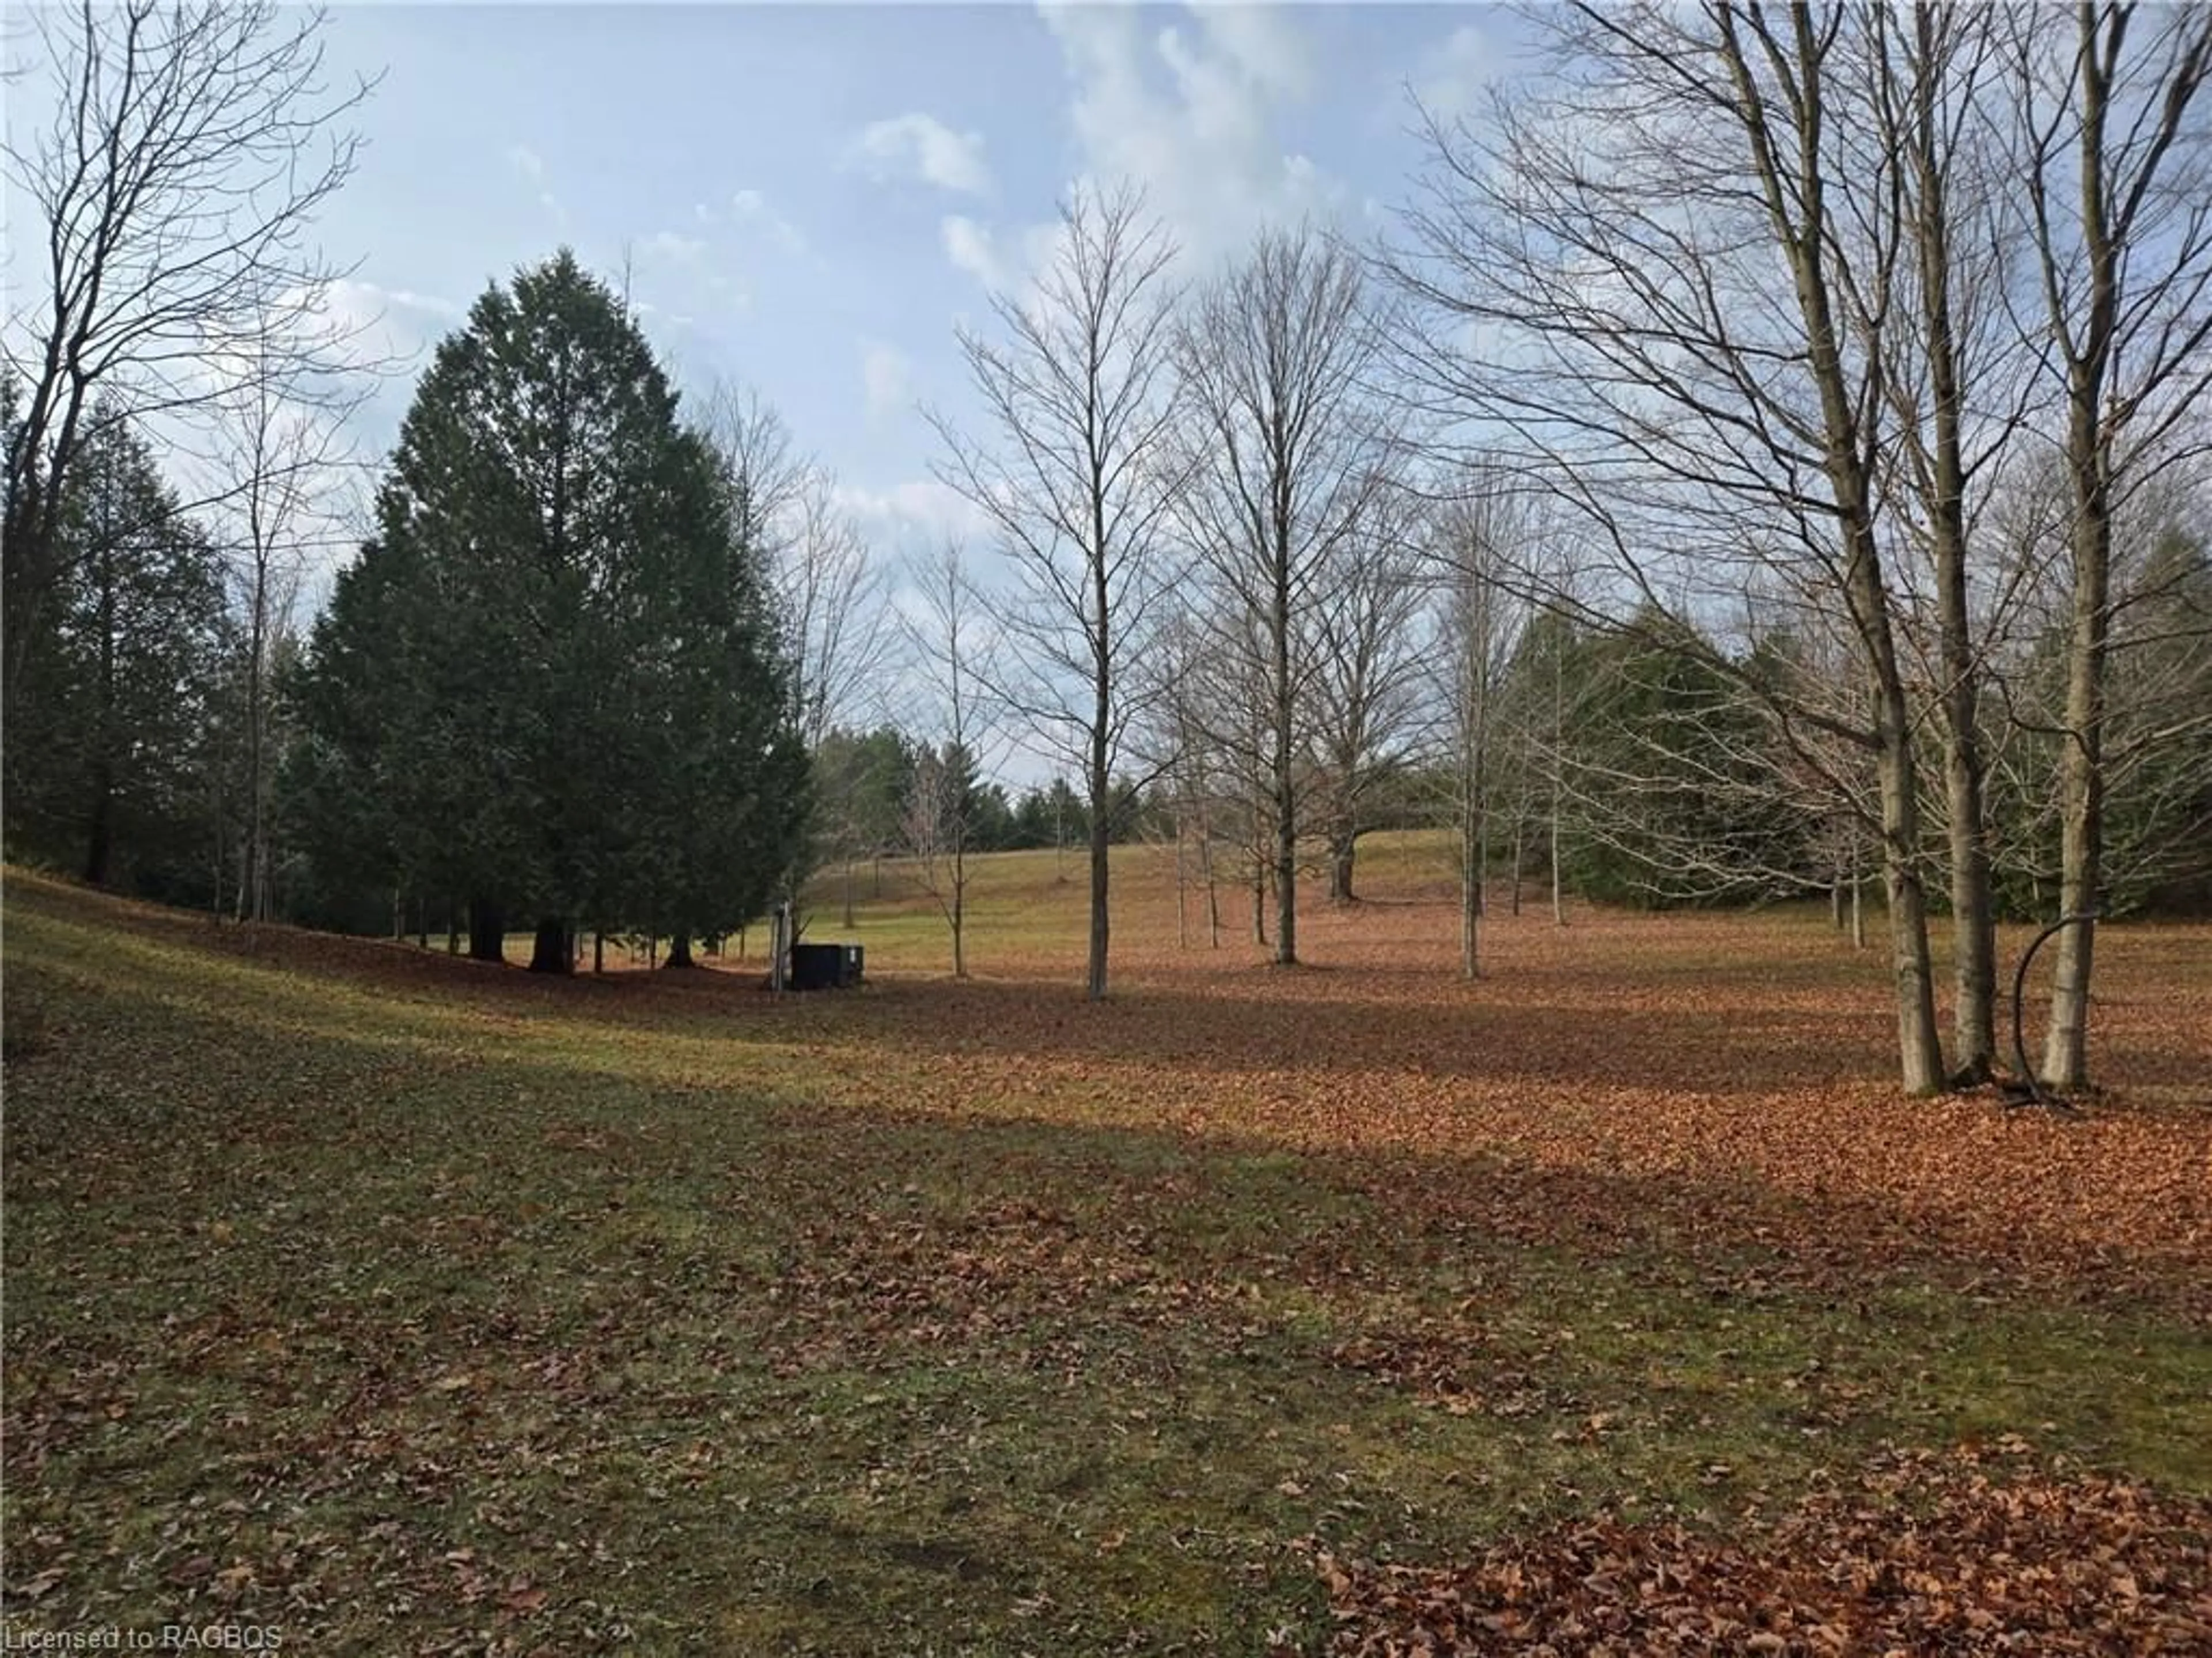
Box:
1460 794 1482 981
1272 620 1298 966
2043 426 2109 1088
1086 641 1111 1001
1906 8 1997 1079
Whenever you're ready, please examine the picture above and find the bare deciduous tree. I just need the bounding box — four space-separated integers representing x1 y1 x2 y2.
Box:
1304 483 1430 908
899 541 998 978
3 0 374 719
1859 2 2027 1079
1430 470 1535 978
1134 610 1230 951
782 469 889 751
1381 0 1953 1090
2003 2 2212 1088
1171 224 1399 963
215 312 369 921
929 183 1185 1001
698 381 889 750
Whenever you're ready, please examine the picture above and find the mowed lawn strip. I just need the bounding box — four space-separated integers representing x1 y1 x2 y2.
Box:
4 852 2207 1654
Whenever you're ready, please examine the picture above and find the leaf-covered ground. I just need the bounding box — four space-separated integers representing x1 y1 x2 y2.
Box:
1308 1443 2212 1655
4 844 2208 1654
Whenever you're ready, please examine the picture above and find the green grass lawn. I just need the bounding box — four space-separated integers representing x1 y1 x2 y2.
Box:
3 857 2207 1653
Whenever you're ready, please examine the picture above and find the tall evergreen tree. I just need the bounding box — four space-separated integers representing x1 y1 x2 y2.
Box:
636 426 809 968
2 397 228 897
290 252 806 967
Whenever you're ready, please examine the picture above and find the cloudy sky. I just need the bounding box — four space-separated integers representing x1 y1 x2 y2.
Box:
224 3 1505 555
1 1 1519 599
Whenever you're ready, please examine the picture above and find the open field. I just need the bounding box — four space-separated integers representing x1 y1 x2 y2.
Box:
5 840 2209 1653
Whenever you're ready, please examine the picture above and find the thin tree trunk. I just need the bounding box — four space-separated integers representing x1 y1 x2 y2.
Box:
1268 483 1302 963
1940 720 1996 1079
1250 796 1269 947
952 853 967 979
1877 790 1942 1087
84 533 117 887
241 553 270 925
1087 711 1111 1003
1550 805 1564 927
1175 813 1189 950
1200 808 1221 949
1477 805 1490 946
1851 843 1866 951
1550 642 1566 927
1086 485 1114 1002
82 760 115 887
1272 675 1297 967
1802 271 1945 1086
1509 814 1524 916
209 769 226 920
1907 10 1997 1082
1460 792 1481 981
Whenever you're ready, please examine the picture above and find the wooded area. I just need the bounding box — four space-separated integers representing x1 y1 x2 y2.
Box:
7 5 2212 1651
5 0 2209 1095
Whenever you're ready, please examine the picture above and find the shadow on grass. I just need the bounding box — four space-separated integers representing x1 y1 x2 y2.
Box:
6 913 2210 1655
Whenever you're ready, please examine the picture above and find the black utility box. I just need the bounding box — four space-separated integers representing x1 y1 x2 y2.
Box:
789 943 863 990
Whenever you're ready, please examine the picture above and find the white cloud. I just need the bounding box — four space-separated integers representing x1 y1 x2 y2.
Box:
704 270 754 314
941 215 1007 289
939 213 1070 296
730 188 809 256
849 112 994 197
632 298 700 331
1195 3 1312 101
688 192 807 258
834 477 989 556
1413 24 1489 121
1034 2 1342 271
504 142 567 228
935 6 1336 298
315 278 460 362
861 341 913 423
640 230 708 265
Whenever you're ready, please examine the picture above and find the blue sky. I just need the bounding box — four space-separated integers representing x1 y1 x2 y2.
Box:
270 2 1505 558
4 0 1517 709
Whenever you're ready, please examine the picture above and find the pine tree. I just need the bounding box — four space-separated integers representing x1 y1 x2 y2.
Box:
2 397 228 897
290 252 808 965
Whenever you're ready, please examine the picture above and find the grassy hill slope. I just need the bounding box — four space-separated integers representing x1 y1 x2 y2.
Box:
4 858 2208 1653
